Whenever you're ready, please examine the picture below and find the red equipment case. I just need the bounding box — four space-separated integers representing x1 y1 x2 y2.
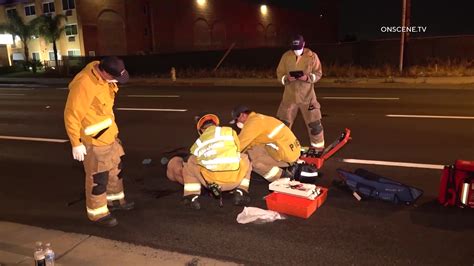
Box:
299 128 351 169
438 160 474 208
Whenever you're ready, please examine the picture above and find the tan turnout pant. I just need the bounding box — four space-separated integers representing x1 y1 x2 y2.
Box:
181 154 252 197
83 139 126 221
246 145 291 182
276 94 325 148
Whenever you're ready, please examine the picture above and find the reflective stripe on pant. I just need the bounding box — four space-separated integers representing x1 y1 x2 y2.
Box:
182 154 251 196
84 139 125 221
276 94 324 148
247 145 290 182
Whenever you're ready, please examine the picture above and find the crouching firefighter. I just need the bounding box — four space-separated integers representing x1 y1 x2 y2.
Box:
165 114 252 210
64 56 134 227
230 105 303 182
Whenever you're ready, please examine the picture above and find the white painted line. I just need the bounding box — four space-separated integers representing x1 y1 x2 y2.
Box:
116 108 187 112
126 95 180 98
0 135 68 143
0 93 25 96
56 87 69 90
387 114 474 120
323 97 399 100
0 88 34 91
342 158 444 170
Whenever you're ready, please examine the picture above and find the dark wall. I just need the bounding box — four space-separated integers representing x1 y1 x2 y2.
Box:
64 35 474 76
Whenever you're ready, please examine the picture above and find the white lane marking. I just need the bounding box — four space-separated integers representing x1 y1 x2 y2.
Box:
126 95 180 98
116 108 187 112
0 88 34 91
342 158 444 170
0 135 68 143
56 87 69 90
387 114 474 120
0 93 25 96
323 97 400 100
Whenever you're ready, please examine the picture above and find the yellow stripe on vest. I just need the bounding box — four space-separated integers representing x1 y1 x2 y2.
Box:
84 118 112 136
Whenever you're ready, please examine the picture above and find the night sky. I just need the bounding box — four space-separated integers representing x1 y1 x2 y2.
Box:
340 0 474 40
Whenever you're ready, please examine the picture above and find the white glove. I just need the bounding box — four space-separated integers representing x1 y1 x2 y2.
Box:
72 144 87 161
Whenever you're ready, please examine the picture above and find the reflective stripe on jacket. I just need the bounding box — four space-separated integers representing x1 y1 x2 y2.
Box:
64 61 119 147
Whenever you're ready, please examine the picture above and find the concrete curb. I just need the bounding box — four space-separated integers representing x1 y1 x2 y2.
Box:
0 221 238 266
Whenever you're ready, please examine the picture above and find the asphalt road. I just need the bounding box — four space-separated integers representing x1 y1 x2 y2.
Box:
0 84 473 265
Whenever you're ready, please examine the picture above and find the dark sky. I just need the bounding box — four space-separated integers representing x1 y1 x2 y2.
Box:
340 0 474 40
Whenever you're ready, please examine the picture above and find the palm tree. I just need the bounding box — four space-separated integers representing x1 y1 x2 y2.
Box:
0 10 36 65
32 14 67 68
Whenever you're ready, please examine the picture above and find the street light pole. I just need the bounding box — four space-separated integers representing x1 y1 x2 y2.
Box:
399 0 407 73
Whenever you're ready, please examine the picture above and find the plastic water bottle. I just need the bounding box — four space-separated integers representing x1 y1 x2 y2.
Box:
34 241 45 266
44 243 55 266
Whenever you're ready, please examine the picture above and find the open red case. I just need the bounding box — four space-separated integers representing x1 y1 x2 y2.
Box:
299 128 351 169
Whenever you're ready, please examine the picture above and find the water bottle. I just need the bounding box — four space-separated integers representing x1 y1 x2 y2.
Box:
44 243 55 266
34 241 45 266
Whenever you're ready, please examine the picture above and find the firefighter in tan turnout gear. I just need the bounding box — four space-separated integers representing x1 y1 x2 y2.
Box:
276 34 325 150
230 105 301 182
64 56 134 227
166 114 252 210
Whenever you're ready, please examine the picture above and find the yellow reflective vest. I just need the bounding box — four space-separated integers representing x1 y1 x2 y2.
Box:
190 126 249 185
64 61 119 147
239 112 301 163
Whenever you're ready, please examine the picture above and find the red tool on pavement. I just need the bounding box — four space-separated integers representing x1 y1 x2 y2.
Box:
300 128 351 169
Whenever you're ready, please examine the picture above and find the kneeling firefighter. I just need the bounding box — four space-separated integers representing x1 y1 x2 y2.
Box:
166 114 252 210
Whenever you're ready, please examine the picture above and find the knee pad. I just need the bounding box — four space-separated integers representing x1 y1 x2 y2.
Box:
308 120 323 135
92 171 109 195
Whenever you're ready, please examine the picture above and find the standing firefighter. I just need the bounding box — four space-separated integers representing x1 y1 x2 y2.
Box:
64 56 134 227
276 34 324 150
230 106 301 182
166 114 252 210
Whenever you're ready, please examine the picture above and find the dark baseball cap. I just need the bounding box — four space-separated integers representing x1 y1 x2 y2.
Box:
99 56 129 84
229 105 250 124
291 34 305 50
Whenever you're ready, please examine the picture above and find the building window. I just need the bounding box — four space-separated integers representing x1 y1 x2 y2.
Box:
64 24 78 36
67 50 80 57
24 4 36 16
43 2 55 14
6 8 16 18
49 52 56 60
32 52 40 61
62 0 75 10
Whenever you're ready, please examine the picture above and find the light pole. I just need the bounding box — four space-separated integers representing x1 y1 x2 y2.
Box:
399 0 407 73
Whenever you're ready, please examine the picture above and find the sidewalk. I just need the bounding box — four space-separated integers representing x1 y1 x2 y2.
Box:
0 221 237 266
0 76 473 89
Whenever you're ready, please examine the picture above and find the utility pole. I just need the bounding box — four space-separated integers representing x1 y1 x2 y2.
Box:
404 0 411 68
399 0 411 73
399 0 407 73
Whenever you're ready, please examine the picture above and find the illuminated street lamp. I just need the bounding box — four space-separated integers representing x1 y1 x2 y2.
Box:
197 0 206 7
260 5 268 15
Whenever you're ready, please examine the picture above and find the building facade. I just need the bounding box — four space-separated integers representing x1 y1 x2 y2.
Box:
0 0 338 66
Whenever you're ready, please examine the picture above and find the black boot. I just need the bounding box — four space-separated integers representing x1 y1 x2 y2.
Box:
232 189 251 206
94 214 118 227
183 195 201 210
108 200 135 212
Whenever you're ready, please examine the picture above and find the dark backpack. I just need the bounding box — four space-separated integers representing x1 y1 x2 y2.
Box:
337 168 424 205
